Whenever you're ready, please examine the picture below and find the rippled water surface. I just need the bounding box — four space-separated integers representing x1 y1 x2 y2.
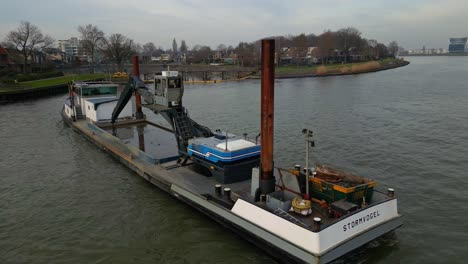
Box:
1 56 468 263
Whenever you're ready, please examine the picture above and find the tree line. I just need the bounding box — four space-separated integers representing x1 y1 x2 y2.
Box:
2 21 399 74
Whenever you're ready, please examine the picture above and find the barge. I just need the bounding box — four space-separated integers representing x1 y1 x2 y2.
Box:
61 40 402 263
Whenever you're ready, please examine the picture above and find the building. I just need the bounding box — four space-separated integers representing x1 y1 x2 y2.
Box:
58 37 79 58
448 37 467 53
0 45 30 72
58 37 88 62
43 48 66 64
0 45 53 72
0 46 10 69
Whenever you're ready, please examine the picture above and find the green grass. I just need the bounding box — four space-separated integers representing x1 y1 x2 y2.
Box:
0 73 105 93
21 73 105 88
378 58 404 66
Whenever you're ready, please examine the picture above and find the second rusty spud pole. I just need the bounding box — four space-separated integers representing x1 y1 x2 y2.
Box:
259 39 275 194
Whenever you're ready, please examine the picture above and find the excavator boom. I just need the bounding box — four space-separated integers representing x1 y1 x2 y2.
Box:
111 76 148 124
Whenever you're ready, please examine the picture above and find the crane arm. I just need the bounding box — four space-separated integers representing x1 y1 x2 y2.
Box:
111 76 148 124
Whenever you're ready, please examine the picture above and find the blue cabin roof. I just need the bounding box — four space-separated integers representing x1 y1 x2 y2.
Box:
188 132 260 163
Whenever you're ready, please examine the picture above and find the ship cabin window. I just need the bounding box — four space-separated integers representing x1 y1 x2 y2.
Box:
81 86 117 96
155 79 163 95
168 78 181 89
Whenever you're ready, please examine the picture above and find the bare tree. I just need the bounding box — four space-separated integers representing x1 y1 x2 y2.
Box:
143 42 157 56
367 39 378 48
5 21 54 73
364 39 378 60
101 33 135 71
217 44 227 51
336 27 362 63
388 41 399 57
77 24 104 73
180 40 188 54
375 43 389 59
235 42 256 66
306 34 319 47
172 38 178 54
191 45 211 63
134 43 143 55
317 30 336 64
292 34 308 49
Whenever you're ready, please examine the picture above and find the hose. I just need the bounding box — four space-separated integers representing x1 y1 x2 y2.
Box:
292 197 312 210
291 197 312 216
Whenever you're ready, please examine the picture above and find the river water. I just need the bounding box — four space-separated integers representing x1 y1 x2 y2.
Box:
1 56 467 263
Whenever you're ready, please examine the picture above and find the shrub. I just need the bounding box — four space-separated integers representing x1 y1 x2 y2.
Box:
340 67 351 73
15 71 64 82
2 79 17 84
351 62 380 73
315 66 328 75
0 68 17 78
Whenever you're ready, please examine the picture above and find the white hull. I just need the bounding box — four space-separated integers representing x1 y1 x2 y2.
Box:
172 184 402 264
62 112 402 264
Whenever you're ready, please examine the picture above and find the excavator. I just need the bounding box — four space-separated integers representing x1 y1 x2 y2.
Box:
110 71 260 184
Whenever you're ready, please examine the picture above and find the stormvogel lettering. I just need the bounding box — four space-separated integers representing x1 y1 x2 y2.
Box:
342 211 380 232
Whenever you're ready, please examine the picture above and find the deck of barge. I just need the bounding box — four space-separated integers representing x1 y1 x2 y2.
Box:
74 119 252 199
70 118 396 232
102 122 179 160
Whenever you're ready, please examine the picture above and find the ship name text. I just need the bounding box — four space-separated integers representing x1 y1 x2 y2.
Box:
343 210 380 232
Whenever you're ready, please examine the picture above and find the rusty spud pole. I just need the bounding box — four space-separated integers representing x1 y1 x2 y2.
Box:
259 39 275 194
132 55 144 119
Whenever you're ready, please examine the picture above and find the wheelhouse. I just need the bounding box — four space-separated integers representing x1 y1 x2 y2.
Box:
154 71 183 107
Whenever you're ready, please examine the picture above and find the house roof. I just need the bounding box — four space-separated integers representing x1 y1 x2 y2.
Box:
0 46 8 55
4 48 26 64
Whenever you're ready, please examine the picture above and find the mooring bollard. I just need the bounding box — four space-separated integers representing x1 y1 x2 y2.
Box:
215 184 222 195
313 217 322 232
387 188 395 197
224 187 231 200
294 164 301 172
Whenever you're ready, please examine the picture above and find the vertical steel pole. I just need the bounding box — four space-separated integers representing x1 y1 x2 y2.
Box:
132 55 144 119
137 125 145 152
225 130 228 151
260 39 275 194
305 133 310 199
68 82 76 121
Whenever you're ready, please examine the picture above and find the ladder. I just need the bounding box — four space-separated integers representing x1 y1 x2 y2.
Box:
174 108 193 146
273 208 309 228
75 106 84 120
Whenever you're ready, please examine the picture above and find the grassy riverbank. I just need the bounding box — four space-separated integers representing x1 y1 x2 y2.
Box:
0 73 105 93
275 58 407 77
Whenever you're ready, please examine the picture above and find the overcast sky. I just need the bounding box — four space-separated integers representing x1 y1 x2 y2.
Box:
1 0 467 50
